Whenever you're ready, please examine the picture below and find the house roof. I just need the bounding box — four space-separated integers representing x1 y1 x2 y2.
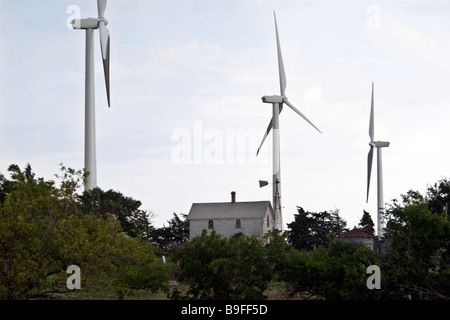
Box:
343 227 373 238
187 201 274 220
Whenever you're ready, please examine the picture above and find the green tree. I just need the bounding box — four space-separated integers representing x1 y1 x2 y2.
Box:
174 231 274 300
287 207 347 250
359 210 375 236
150 213 189 252
0 164 170 299
78 187 153 239
282 240 380 300
382 192 450 300
0 171 16 204
426 178 450 216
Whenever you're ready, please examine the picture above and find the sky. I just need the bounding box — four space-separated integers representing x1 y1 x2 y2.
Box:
1 0 450 230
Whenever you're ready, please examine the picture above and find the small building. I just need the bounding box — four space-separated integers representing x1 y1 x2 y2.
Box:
342 227 374 250
187 192 276 242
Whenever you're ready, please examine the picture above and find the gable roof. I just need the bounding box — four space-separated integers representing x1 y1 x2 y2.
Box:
187 201 274 220
343 227 373 238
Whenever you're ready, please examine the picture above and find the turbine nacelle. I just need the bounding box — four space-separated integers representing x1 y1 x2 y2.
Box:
372 141 390 148
71 18 108 30
262 95 284 104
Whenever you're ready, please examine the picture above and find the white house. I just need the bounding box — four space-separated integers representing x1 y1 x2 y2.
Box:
187 192 276 241
342 227 374 250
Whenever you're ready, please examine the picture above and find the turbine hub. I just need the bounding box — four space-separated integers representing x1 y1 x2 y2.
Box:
99 18 109 26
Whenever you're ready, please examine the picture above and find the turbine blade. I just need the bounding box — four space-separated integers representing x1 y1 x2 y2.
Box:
256 119 273 156
256 104 284 156
99 21 109 61
101 33 110 107
366 146 374 202
98 0 107 19
369 82 374 142
274 11 286 97
283 99 322 133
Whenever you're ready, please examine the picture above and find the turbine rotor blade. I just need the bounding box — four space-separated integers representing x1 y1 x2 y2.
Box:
256 119 272 156
283 99 322 133
98 0 107 19
98 21 109 61
369 82 374 142
274 11 286 97
98 22 110 107
97 0 110 107
256 104 284 156
103 37 110 107
366 146 374 203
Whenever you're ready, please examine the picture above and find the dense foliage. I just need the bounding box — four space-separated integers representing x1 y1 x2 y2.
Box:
381 191 450 300
0 164 170 299
172 231 276 300
1 164 449 300
287 207 347 250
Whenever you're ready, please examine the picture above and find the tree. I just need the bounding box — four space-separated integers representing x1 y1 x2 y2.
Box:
78 187 154 239
426 178 450 216
0 164 170 299
0 172 15 204
382 193 450 300
150 213 189 252
173 231 274 300
282 240 380 300
359 210 375 236
287 207 347 250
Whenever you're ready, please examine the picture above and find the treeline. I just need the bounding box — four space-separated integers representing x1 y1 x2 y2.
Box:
174 183 450 300
0 164 449 300
0 164 176 300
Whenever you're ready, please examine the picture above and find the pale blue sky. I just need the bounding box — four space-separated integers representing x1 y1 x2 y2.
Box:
1 0 450 229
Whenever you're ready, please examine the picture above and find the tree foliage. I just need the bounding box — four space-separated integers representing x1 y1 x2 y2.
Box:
359 210 375 236
0 164 170 300
78 187 153 239
426 178 450 216
173 231 278 300
2 163 449 301
287 207 347 250
382 192 450 300
282 240 380 300
149 213 189 253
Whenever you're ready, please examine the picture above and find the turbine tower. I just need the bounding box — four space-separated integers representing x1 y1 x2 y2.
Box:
257 12 322 231
366 82 390 237
71 0 111 191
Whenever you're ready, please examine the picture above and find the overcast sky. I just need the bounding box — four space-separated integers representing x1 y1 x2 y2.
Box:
1 0 450 230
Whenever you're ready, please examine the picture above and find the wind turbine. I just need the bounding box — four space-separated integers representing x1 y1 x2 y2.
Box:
71 0 111 191
257 12 322 231
366 82 390 237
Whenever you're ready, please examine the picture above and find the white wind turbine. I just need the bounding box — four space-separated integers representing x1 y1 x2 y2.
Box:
71 0 111 191
366 82 390 237
257 12 322 231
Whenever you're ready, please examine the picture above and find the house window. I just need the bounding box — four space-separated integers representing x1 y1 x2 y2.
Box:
235 219 241 229
208 220 214 229
267 216 270 228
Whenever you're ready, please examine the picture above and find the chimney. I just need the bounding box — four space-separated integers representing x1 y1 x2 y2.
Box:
231 191 236 203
